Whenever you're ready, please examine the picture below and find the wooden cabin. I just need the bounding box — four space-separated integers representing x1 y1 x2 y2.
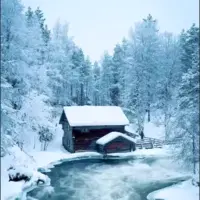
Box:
96 132 136 154
59 106 130 153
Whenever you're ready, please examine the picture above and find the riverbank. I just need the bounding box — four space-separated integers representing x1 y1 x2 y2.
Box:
1 145 197 200
1 145 169 199
1 146 100 200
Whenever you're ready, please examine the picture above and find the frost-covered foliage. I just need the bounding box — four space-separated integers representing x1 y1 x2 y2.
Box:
1 0 54 154
97 19 199 174
38 127 54 151
170 24 199 174
1 0 97 155
98 15 182 132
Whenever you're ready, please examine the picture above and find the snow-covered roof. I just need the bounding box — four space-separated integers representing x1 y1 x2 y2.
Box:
125 124 139 136
96 132 136 145
63 106 129 127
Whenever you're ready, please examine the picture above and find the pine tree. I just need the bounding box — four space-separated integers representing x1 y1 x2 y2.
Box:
93 62 101 105
48 21 74 106
100 52 113 105
180 24 199 74
82 57 93 105
71 48 85 105
173 25 199 173
110 44 123 106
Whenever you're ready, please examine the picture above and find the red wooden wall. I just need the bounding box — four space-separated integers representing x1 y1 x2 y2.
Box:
73 127 125 152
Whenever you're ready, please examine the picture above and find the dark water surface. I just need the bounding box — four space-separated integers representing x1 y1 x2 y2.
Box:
28 157 189 200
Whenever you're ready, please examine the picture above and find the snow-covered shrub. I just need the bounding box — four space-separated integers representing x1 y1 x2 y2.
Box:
192 173 200 187
38 127 54 151
8 166 32 182
12 91 56 151
1 134 15 157
7 165 50 187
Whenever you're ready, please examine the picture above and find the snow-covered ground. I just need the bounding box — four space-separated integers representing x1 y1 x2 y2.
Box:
147 179 199 200
125 121 165 140
144 121 165 139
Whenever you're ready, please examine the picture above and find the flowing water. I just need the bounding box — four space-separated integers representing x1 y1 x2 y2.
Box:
27 157 189 200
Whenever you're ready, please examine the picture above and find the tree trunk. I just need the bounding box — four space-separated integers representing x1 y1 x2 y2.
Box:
147 102 151 122
147 80 151 122
33 136 36 149
70 84 73 99
80 83 84 105
192 133 196 174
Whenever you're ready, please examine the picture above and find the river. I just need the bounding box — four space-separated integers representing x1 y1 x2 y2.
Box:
27 157 189 200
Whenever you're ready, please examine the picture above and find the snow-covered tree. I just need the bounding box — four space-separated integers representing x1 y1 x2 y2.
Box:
109 44 123 105
81 57 93 105
48 21 74 106
172 24 199 174
134 14 160 122
92 62 101 105
38 127 54 151
1 0 54 154
99 52 113 105
157 33 182 139
124 14 160 130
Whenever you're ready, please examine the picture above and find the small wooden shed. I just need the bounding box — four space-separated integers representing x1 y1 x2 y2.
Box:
96 132 136 154
59 106 130 153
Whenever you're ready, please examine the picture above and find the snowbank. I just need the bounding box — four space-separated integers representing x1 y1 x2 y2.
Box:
7 166 50 200
1 147 102 200
147 179 199 200
30 151 102 172
1 146 49 200
109 147 170 158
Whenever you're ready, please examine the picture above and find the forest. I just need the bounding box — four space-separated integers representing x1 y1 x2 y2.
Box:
1 0 199 173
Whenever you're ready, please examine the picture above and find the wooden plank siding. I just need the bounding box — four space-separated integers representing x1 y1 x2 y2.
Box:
72 126 125 152
60 112 74 152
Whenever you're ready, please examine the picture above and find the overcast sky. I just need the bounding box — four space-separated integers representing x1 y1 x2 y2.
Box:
22 0 199 62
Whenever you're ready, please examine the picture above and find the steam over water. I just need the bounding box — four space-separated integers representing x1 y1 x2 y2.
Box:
28 157 189 200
